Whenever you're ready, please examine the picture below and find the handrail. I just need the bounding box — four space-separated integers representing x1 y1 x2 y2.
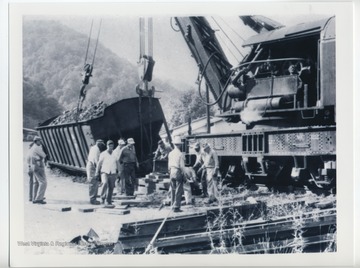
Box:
231 57 305 71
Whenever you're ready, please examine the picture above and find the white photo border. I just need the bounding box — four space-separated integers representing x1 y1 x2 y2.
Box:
3 0 358 267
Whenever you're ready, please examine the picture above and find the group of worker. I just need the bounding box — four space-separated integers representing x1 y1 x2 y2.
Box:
26 136 49 205
167 136 219 213
86 138 139 206
25 134 220 212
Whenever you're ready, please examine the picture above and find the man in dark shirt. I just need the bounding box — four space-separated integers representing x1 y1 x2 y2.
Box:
118 138 139 196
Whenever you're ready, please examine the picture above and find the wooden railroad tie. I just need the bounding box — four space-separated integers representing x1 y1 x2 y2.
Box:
117 200 152 207
96 208 131 215
117 204 129 210
113 195 136 200
44 206 72 212
78 208 95 213
104 204 116 209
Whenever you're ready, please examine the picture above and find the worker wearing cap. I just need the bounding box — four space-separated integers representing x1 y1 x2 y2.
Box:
113 138 127 195
199 143 219 204
30 136 47 204
95 140 117 206
154 140 172 161
119 138 139 196
192 142 208 198
86 139 105 205
168 136 185 212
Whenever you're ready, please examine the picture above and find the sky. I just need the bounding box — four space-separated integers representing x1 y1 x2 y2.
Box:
56 16 245 85
52 14 329 88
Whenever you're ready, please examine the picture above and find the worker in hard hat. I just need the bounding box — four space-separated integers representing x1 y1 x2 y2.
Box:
198 143 219 204
113 138 127 195
119 138 139 196
192 142 208 198
113 138 126 158
168 136 185 212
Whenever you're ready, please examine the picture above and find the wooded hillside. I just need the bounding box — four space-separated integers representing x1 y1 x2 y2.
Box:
23 20 207 129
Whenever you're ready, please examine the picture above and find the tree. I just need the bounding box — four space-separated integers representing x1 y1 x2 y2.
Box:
23 77 64 129
169 87 215 128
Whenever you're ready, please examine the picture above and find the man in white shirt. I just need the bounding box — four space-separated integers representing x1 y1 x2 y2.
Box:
95 140 117 206
86 139 104 205
199 143 219 204
168 136 185 212
192 142 207 197
30 136 47 204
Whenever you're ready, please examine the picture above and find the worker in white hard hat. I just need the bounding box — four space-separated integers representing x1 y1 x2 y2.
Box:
168 136 185 212
113 138 126 159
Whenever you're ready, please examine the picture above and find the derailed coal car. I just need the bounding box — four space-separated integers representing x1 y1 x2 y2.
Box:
36 97 165 175
177 16 336 189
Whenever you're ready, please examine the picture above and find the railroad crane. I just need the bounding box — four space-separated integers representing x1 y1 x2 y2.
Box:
174 16 336 190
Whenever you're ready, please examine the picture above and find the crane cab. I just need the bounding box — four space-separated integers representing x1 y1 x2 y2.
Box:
228 16 335 126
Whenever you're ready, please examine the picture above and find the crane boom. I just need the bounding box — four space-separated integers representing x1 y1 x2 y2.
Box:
174 17 233 112
239 15 284 33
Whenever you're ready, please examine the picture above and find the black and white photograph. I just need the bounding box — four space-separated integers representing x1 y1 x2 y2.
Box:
6 1 357 267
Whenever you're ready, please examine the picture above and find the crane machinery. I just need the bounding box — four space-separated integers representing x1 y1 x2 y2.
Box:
75 20 102 122
174 16 336 190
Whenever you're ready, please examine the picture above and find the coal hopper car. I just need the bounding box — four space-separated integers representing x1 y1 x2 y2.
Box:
36 97 165 175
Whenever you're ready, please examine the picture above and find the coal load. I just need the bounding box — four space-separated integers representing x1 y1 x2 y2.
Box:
37 97 165 175
50 101 107 125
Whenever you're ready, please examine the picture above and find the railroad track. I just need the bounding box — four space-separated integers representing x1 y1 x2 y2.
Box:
113 203 336 254
84 187 336 255
151 209 336 254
